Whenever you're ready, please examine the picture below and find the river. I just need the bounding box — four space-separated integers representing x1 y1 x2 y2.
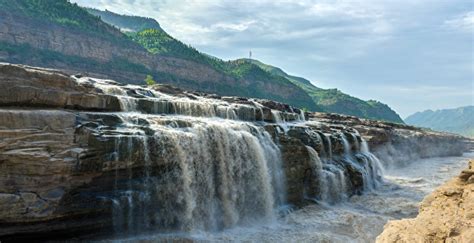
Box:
113 152 473 243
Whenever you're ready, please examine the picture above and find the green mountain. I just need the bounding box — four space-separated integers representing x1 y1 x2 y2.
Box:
128 28 223 69
0 1 403 122
246 59 404 123
405 106 474 137
128 29 307 89
0 0 317 111
87 8 403 123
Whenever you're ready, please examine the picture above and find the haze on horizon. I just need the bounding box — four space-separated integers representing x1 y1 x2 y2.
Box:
73 0 474 118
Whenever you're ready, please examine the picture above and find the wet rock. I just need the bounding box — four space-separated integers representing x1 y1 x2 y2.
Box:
286 127 323 152
308 111 470 161
151 84 190 98
459 162 474 183
0 63 471 240
257 99 292 112
278 135 314 206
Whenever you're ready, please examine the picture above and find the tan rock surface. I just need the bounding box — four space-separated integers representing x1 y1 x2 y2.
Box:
376 159 474 243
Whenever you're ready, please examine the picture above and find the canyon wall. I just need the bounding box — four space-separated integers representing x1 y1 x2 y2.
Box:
0 63 469 240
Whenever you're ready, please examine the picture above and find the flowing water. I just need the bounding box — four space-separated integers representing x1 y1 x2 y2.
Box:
81 78 472 242
107 152 473 242
104 114 285 234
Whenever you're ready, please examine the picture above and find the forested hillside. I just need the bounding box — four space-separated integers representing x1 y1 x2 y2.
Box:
0 0 318 111
0 1 404 122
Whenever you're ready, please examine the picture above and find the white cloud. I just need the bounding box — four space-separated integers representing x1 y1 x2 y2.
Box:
74 0 394 48
443 11 474 32
212 20 257 32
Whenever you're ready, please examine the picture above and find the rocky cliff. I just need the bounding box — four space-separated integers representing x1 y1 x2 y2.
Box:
376 159 474 242
0 63 470 241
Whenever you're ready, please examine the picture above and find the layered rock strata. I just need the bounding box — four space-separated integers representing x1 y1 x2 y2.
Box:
0 63 470 240
309 112 470 167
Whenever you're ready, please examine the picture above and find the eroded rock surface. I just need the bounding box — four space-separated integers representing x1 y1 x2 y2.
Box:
376 159 474 243
0 63 471 240
309 112 470 165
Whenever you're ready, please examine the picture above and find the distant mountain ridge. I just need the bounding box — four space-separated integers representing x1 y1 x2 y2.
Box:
245 59 403 123
0 1 403 123
405 106 474 137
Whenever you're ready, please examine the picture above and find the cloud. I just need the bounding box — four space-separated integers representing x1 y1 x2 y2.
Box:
75 0 393 47
212 20 256 32
443 11 474 32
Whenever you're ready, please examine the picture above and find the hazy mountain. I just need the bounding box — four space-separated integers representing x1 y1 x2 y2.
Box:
86 8 162 32
405 106 474 137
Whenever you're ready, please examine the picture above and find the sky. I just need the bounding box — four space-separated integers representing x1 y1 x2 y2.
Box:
72 0 473 118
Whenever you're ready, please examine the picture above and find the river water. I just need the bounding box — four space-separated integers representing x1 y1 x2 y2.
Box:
113 152 473 243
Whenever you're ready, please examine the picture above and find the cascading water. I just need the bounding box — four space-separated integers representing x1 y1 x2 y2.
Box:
101 113 286 235
303 132 384 204
84 77 268 121
78 77 389 240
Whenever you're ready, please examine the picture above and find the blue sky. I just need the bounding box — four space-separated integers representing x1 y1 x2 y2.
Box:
73 0 473 118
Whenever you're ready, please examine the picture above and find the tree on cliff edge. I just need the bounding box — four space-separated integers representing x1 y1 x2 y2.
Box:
145 75 156 86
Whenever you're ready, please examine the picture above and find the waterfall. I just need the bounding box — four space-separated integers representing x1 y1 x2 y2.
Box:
105 114 286 234
341 133 351 156
300 110 306 121
74 76 388 237
324 134 333 160
271 110 285 123
351 133 360 152
303 132 384 204
358 139 385 189
271 109 305 123
306 146 348 203
86 77 266 121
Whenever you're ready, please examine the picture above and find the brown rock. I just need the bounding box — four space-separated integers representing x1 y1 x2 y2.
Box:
0 63 471 240
376 160 474 243
0 63 121 111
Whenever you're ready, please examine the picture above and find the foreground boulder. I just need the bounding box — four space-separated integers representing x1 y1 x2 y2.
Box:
376 159 474 243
